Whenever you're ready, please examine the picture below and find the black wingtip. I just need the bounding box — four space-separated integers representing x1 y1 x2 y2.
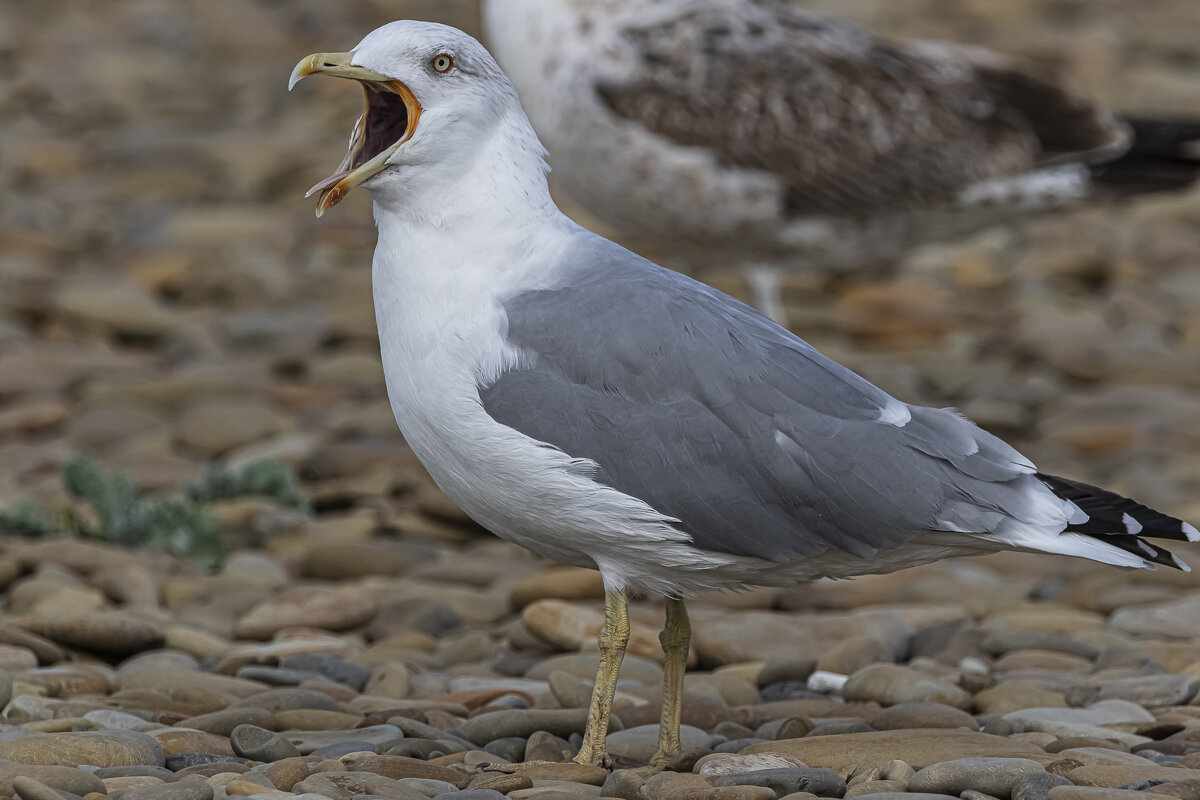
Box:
1038 472 1195 571
1091 115 1200 196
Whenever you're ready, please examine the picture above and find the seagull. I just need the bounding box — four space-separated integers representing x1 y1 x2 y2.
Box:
290 21 1198 770
483 0 1200 321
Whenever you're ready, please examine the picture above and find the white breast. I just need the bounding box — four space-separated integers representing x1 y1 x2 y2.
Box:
369 198 752 594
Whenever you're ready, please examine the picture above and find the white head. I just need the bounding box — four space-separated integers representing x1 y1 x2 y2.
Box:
290 21 547 217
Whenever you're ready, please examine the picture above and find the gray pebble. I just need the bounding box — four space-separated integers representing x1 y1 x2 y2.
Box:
282 652 372 691
712 767 847 798
230 723 303 761
1012 773 1074 800
310 739 378 758
909 758 1046 799
484 736 527 762
602 769 648 800
397 777 464 798
232 687 341 712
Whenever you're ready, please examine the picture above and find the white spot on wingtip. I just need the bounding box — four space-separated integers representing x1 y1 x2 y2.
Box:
877 400 911 428
1184 521 1200 542
1122 512 1143 535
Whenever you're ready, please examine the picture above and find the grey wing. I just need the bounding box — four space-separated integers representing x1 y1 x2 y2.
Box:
480 237 1043 563
597 0 1128 215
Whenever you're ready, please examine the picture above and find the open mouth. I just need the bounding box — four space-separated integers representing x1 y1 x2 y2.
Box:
290 52 422 216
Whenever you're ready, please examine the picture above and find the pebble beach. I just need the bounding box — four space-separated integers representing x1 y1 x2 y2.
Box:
1 1 1199 799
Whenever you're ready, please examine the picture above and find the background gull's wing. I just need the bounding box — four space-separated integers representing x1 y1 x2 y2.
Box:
595 0 1130 215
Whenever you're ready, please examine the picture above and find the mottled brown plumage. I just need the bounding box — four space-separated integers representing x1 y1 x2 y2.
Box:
596 3 1126 217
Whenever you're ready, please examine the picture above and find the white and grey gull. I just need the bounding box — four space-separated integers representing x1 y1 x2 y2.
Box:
289 21 1198 770
483 0 1200 321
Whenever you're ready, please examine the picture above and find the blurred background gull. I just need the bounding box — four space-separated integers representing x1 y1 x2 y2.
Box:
1 0 1198 574
484 0 1200 324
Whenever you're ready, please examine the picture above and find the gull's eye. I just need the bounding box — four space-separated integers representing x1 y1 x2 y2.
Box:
431 53 454 73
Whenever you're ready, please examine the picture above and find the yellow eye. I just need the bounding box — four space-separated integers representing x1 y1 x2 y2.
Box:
431 53 453 73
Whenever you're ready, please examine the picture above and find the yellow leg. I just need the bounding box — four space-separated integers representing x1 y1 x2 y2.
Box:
650 596 690 769
574 588 629 767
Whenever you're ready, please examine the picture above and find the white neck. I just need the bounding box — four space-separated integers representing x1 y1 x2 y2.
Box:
372 108 559 239
369 108 581 369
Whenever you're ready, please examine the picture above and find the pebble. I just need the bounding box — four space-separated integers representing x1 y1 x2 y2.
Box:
0 730 165 768
908 757 1046 798
872 702 979 731
230 723 302 761
843 664 973 710
459 709 614 746
743 729 1043 773
711 767 847 797
605 724 711 764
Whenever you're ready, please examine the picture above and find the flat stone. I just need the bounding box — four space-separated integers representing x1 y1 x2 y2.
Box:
54 282 181 337
399 777 463 797
231 723 302 761
817 635 896 675
525 653 663 686
273 708 364 730
695 752 810 776
479 762 610 786
1089 674 1198 707
742 729 1043 773
976 683 1068 716
149 727 234 758
0 730 165 767
1067 765 1200 788
872 702 978 731
175 399 281 457
1111 595 1200 639
235 585 377 638
338 753 473 788
667 788 777 800
1012 772 1073 800
82 709 159 732
0 766 106 796
606 724 710 764
262 756 312 791
909 757 1046 799
468 771 535 794
711 767 846 797
232 687 342 713
114 777 215 800
458 708 617 745
179 706 278 736
1005 701 1154 728
293 770 424 799
287 724 402 754
282 652 372 692
509 566 606 609
843 664 972 710
525 730 576 762
522 600 667 663
1049 789 1176 800
8 610 164 655
602 769 648 800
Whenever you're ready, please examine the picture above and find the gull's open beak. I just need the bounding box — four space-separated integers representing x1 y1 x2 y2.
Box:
289 51 422 217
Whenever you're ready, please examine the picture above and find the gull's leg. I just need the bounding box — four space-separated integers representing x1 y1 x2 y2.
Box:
574 588 629 767
745 265 788 327
650 595 691 769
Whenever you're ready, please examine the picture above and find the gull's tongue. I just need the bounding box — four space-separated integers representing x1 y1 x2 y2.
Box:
306 169 353 198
